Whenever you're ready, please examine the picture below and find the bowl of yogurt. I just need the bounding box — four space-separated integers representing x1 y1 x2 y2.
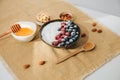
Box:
40 19 80 48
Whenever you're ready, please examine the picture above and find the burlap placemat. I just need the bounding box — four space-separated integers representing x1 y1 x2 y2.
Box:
0 0 120 80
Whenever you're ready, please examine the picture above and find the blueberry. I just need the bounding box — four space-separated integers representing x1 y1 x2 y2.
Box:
65 41 70 45
76 31 79 34
63 36 69 41
67 23 71 26
65 37 69 41
72 29 76 32
70 23 74 27
68 29 72 32
65 29 69 32
60 42 65 46
68 36 72 39
66 20 72 24
71 32 76 36
69 26 73 29
72 37 77 41
57 44 61 47
68 25 71 27
75 35 79 38
69 39 74 43
74 25 77 28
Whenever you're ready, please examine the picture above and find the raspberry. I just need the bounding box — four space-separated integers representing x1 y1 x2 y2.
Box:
61 22 66 26
60 31 65 35
61 26 64 28
61 35 65 38
55 35 60 40
61 28 65 31
65 32 70 36
52 41 58 46
58 38 62 43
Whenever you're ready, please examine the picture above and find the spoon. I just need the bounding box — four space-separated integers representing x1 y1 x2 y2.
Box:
56 42 96 64
0 24 21 38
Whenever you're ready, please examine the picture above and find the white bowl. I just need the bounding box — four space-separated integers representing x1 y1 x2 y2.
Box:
11 21 37 42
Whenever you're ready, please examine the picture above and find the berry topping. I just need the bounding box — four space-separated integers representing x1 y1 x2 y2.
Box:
65 29 69 32
69 26 73 29
69 39 73 43
61 27 65 31
55 35 60 40
64 36 69 41
60 31 65 35
58 38 62 43
52 41 58 46
65 41 70 45
60 42 65 46
61 26 64 28
74 25 77 28
73 37 77 40
61 22 66 26
72 29 76 32
66 20 72 24
67 23 71 26
61 35 66 38
75 35 79 38
68 29 72 32
71 32 76 36
65 32 70 36
76 31 79 34
51 20 80 47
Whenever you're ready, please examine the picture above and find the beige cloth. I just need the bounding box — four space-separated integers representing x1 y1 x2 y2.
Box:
0 0 120 80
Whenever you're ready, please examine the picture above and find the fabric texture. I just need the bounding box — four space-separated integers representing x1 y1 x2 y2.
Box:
0 0 120 80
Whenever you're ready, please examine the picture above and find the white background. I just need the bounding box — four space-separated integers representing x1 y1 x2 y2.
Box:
66 0 120 17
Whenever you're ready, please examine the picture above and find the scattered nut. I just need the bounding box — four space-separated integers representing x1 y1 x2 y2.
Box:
92 22 97 26
81 33 86 38
97 29 102 33
91 28 97 32
39 61 46 65
23 64 30 69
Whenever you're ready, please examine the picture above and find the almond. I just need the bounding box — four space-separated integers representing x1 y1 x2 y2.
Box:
23 64 30 69
81 33 86 38
92 22 97 26
97 29 102 33
39 61 46 65
91 28 97 32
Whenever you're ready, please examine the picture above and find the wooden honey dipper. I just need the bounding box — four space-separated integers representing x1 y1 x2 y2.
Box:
0 24 21 38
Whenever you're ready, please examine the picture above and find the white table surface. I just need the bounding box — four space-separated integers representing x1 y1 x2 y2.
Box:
0 6 120 80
